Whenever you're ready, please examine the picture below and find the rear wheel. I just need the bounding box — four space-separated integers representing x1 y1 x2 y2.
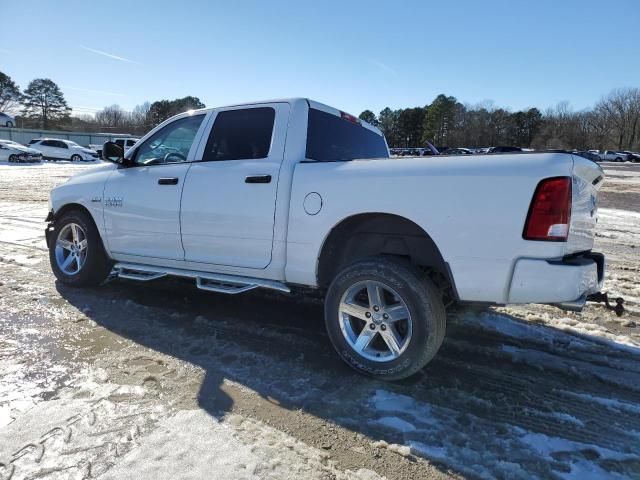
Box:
49 209 113 287
324 257 446 381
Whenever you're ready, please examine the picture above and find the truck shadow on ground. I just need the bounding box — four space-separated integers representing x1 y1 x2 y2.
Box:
56 277 640 479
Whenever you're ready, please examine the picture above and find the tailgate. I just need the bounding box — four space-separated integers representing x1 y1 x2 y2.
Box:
566 155 605 254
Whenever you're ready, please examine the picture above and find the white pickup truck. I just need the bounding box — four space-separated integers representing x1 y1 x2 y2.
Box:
46 98 605 380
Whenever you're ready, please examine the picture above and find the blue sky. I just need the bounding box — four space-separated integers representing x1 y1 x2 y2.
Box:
1 0 638 116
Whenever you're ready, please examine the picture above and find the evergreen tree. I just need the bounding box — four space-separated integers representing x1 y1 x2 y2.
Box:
358 109 379 127
21 78 71 128
0 71 20 113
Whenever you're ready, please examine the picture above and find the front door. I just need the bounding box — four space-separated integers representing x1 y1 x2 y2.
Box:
180 103 289 269
102 113 207 260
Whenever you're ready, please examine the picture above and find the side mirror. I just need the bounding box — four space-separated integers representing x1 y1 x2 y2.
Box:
102 141 125 164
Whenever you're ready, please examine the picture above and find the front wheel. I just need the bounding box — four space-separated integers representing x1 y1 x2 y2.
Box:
8 154 17 163
49 209 113 287
324 257 446 381
71 154 82 162
6 121 13 128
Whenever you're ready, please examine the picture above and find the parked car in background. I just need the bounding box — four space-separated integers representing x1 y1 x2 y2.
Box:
488 146 523 153
600 150 626 162
114 137 140 151
444 148 473 155
0 139 42 163
621 151 640 163
28 138 99 162
574 151 601 162
90 137 140 157
0 113 15 128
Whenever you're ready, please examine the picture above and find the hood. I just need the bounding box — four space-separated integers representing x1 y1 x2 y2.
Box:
6 144 33 153
50 162 116 212
66 161 114 182
81 148 97 154
22 146 42 154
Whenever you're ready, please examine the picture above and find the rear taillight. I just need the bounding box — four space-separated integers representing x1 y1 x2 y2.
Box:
523 177 572 241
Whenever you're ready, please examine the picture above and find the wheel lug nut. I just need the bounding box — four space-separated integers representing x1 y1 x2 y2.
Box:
369 324 376 330
365 312 371 318
373 305 379 312
380 324 387 331
383 313 389 320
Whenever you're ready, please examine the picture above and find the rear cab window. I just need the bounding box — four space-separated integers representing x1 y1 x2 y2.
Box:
202 107 275 161
306 108 388 162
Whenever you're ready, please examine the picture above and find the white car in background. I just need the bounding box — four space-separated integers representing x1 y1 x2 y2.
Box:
90 137 139 157
0 139 43 163
600 150 626 162
0 113 15 128
114 137 140 151
28 138 99 162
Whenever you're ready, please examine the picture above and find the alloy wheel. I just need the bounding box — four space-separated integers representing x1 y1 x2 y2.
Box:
55 223 88 275
338 280 413 362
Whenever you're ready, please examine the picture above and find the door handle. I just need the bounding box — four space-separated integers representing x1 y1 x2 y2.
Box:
245 175 272 184
158 177 179 185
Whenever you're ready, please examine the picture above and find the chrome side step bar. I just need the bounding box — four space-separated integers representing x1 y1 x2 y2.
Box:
113 262 290 295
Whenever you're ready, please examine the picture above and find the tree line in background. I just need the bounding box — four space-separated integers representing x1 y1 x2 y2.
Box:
1 70 639 150
362 88 640 151
0 71 205 135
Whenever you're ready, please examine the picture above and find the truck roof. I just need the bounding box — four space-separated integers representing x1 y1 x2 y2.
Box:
191 98 383 135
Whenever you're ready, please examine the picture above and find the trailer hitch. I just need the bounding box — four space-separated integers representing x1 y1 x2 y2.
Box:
586 292 625 317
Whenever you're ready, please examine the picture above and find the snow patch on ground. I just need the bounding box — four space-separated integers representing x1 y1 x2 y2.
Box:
559 390 640 415
369 389 639 479
461 310 640 354
101 410 384 480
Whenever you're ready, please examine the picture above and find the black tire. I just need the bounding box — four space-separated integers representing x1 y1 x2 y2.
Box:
49 209 113 287
6 121 13 128
71 154 82 162
8 154 17 163
324 257 446 381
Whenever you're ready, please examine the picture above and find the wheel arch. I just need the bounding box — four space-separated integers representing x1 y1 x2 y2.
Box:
52 202 95 223
316 212 457 298
47 203 105 250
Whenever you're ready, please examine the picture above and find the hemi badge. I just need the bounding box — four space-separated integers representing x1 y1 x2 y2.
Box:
91 196 102 203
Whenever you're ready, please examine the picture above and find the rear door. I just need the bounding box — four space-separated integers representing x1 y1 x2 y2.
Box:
180 103 289 269
37 140 55 158
52 140 69 159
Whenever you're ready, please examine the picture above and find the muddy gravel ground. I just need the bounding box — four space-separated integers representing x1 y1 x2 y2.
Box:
1 160 639 479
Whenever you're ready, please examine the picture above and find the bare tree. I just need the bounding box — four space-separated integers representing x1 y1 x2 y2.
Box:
95 104 127 129
596 88 640 150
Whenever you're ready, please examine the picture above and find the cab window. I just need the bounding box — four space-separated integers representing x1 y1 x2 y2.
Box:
202 107 275 161
133 115 205 166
